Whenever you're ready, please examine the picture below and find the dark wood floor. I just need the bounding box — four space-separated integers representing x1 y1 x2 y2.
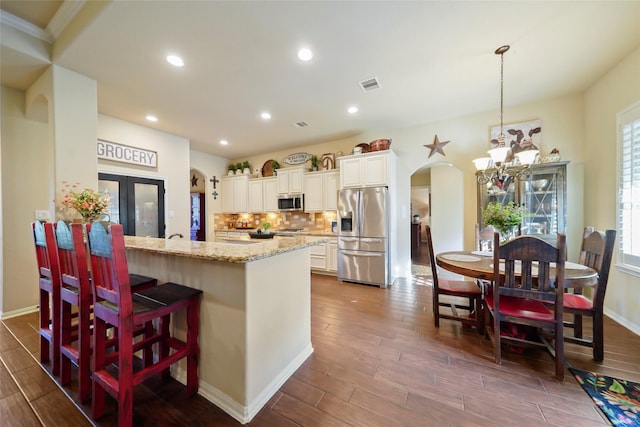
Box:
2 272 639 426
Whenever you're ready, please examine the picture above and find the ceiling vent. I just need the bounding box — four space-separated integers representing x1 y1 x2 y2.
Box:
359 77 381 92
293 121 309 128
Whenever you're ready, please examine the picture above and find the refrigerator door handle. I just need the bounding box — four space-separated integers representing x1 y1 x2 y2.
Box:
341 250 384 257
358 190 364 236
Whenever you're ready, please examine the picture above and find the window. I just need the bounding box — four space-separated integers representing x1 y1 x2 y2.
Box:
617 101 640 273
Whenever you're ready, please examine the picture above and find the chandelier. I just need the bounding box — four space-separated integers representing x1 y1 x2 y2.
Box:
474 45 538 185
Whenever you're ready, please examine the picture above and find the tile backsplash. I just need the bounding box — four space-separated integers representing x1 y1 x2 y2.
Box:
215 211 337 233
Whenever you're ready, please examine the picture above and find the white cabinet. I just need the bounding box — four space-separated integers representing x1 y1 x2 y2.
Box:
323 171 339 211
263 177 278 212
221 175 248 213
328 239 338 272
310 238 337 274
339 151 396 188
310 243 327 270
303 172 323 212
248 177 278 213
304 170 339 212
248 179 264 213
277 167 305 194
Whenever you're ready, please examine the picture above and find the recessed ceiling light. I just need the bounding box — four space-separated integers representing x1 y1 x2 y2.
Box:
146 115 158 122
347 106 358 114
261 112 272 120
297 48 313 61
166 55 184 67
220 140 228 145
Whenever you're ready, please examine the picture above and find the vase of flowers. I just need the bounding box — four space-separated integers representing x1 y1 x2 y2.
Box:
483 201 525 244
60 182 110 223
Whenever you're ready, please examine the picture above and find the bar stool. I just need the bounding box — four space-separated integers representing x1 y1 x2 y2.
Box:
54 221 160 402
86 222 202 427
31 221 62 376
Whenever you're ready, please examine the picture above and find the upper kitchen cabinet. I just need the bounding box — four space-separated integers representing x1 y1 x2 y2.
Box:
339 150 396 188
304 170 339 212
277 167 305 194
221 175 248 213
248 177 278 213
476 161 568 241
263 177 278 212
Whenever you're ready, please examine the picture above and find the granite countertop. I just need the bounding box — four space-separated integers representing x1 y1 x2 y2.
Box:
125 234 330 264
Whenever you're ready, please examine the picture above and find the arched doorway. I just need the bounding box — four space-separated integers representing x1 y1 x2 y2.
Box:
190 169 206 241
409 162 465 276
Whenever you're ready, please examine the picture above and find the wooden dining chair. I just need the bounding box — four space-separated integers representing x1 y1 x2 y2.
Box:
425 225 483 331
485 232 566 380
562 228 616 361
475 223 495 252
85 222 202 427
32 221 62 376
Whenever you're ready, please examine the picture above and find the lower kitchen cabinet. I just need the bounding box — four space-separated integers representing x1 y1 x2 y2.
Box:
310 237 338 274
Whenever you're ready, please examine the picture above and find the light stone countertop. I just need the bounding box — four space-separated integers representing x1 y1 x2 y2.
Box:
125 234 330 264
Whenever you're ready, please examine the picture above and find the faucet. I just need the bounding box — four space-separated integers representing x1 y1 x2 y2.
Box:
168 233 184 239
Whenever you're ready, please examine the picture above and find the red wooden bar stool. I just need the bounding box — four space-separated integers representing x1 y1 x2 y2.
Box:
85 222 202 427
53 221 160 403
32 221 62 376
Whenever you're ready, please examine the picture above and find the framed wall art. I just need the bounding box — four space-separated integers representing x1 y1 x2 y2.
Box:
490 119 541 162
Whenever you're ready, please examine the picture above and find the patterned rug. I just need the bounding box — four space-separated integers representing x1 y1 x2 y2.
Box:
570 367 640 426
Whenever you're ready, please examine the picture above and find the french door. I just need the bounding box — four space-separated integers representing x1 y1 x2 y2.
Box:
98 173 165 237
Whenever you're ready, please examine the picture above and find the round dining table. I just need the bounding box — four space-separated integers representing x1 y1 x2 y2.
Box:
435 250 599 288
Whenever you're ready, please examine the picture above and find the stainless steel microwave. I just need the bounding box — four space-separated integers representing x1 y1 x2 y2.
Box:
277 194 304 211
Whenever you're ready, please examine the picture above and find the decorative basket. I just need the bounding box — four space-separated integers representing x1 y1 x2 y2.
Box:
369 139 392 151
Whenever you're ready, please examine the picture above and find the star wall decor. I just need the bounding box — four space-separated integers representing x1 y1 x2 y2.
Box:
191 174 198 187
424 134 450 158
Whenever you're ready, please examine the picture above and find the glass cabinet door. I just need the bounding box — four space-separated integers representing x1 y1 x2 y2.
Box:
520 163 567 240
477 161 568 241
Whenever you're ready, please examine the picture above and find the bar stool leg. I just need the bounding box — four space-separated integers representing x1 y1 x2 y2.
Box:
186 297 200 396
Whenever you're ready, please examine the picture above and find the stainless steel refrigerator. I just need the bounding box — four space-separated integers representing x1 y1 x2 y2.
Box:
337 187 390 288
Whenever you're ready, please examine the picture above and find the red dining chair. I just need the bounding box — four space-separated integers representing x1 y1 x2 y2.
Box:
32 221 62 376
562 228 616 361
485 232 566 380
426 225 483 331
86 222 202 427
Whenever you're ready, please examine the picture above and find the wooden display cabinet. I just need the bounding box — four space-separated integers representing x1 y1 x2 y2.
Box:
476 161 568 242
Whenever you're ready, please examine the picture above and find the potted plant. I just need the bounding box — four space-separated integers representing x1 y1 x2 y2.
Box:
483 201 525 243
261 221 271 233
235 162 243 175
242 160 251 175
227 163 236 176
310 155 320 171
272 160 281 175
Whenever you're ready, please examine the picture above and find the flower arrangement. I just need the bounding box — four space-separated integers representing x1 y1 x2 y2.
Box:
483 201 525 237
60 181 110 222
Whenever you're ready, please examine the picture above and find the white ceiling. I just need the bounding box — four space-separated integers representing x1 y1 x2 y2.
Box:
2 1 640 159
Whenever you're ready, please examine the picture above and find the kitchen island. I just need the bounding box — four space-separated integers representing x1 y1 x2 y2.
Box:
124 234 329 424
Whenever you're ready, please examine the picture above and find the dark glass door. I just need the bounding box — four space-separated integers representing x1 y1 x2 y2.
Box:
98 173 165 237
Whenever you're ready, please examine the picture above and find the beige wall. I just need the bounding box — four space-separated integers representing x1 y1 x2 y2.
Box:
584 46 640 333
190 150 229 241
97 114 193 240
1 86 50 315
